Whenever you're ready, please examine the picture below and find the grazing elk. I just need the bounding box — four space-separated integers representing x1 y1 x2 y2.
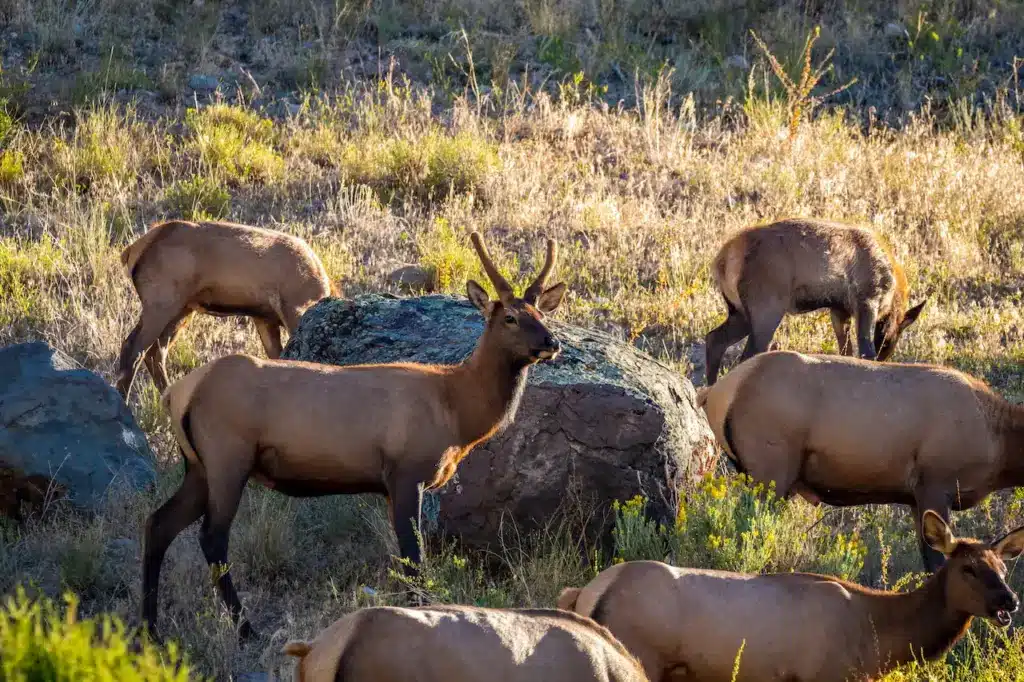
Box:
557 511 1024 682
282 605 650 682
141 232 567 642
697 349 1024 571
704 218 926 385
116 219 334 399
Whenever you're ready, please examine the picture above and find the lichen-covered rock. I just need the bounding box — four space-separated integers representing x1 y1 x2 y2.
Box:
0 342 156 513
283 295 717 551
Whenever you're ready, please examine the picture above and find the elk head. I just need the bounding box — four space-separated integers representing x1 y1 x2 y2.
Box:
466 232 566 364
874 299 927 361
922 509 1024 627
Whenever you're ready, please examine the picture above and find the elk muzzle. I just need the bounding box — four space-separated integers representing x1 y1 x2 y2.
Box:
532 334 561 361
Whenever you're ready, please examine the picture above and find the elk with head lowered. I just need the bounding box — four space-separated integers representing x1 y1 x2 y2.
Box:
704 218 926 385
140 232 567 642
115 219 335 400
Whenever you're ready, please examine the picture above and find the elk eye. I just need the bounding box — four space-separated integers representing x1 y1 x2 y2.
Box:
504 314 517 325
964 564 977 578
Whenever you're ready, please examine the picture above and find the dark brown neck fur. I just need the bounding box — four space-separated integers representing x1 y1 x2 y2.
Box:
447 324 531 446
779 569 970 675
863 570 972 673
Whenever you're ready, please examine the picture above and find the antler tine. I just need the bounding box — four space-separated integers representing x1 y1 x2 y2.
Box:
523 237 557 304
470 232 514 301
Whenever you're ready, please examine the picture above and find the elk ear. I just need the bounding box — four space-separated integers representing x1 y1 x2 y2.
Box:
992 526 1024 561
535 282 567 314
466 280 492 314
900 299 927 331
922 510 956 555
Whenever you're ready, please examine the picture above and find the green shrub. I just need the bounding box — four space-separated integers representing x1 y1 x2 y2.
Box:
0 106 13 145
186 104 284 184
339 129 498 203
0 150 24 186
164 175 231 220
0 586 197 680
612 473 866 580
0 236 66 329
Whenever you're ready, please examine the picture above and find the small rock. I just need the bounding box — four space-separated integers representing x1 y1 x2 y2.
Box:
724 55 750 70
386 265 435 293
884 22 908 39
188 74 219 92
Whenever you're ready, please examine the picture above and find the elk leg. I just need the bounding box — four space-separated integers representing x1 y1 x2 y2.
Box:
253 318 284 359
143 310 194 394
704 301 750 386
740 304 785 361
277 303 304 335
913 491 951 572
141 459 207 641
855 302 880 359
116 320 142 399
830 309 854 356
196 439 257 640
728 415 802 499
389 476 425 576
116 305 182 399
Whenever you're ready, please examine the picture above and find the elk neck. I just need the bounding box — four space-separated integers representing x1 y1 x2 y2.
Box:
446 324 532 445
863 568 971 671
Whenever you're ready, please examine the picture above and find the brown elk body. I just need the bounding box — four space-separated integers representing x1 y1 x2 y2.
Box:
140 232 567 641
115 219 334 399
698 349 1024 571
704 218 926 385
557 512 1024 682
282 605 650 682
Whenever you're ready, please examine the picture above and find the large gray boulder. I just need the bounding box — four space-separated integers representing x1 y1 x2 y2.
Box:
282 295 717 551
0 342 156 513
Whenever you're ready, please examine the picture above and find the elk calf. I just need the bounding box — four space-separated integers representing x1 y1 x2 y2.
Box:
558 512 1024 682
705 217 926 385
116 219 334 399
283 605 650 682
698 349 1024 571
141 232 567 642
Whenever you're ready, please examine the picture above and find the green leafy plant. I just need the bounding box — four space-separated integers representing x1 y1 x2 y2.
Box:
0 586 197 680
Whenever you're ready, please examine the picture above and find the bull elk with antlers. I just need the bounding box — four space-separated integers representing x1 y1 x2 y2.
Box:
140 232 567 642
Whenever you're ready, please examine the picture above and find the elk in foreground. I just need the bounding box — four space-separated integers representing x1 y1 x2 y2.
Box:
697 349 1024 571
282 604 650 682
141 232 566 642
115 219 335 399
704 217 926 385
557 511 1023 682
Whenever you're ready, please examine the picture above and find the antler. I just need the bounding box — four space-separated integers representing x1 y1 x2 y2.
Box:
470 232 514 303
523 237 557 304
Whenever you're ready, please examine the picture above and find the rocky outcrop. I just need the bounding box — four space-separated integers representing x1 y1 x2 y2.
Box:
0 342 156 514
282 295 717 551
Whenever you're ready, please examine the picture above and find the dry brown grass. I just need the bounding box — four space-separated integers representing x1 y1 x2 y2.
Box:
2 0 1024 679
